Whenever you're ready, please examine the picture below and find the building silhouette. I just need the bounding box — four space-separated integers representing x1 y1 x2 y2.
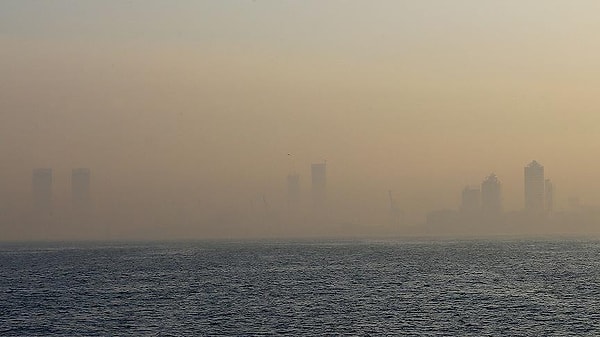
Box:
71 168 91 212
545 178 553 214
460 186 480 214
524 160 544 213
286 173 300 207
32 168 53 214
311 162 327 208
481 173 502 214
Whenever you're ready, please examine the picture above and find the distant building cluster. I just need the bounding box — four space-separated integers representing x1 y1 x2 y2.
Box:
5 158 600 240
32 168 91 216
427 160 557 231
287 161 328 211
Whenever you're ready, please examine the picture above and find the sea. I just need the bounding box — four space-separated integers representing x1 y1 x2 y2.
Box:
1 238 600 336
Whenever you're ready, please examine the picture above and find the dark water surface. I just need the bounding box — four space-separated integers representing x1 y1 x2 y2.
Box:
2 239 600 336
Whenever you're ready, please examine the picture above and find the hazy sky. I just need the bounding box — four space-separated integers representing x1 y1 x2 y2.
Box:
3 1 600 238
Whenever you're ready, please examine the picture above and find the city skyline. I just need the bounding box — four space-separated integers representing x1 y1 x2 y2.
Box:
3 1 600 240
4 157 600 240
15 160 568 213
4 3 600 337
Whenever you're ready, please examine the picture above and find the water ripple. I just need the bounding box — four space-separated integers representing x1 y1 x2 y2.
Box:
2 240 600 335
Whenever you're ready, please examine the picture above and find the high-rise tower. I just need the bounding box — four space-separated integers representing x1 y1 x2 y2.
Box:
32 168 53 214
524 160 544 212
545 178 553 214
311 162 326 208
481 173 502 214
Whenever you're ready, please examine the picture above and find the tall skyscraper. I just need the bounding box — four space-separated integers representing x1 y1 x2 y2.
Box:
71 168 91 212
481 173 502 214
524 160 544 212
460 186 480 213
545 178 553 214
32 168 53 214
286 173 300 206
311 162 326 208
